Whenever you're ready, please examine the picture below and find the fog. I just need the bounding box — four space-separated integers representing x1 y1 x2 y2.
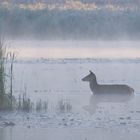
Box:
1 3 140 140
10 40 140 59
0 7 140 40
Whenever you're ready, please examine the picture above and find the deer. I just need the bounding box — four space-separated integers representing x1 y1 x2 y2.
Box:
82 71 134 114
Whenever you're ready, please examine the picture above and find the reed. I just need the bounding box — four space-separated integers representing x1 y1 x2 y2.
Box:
0 36 16 110
57 99 72 113
0 36 9 110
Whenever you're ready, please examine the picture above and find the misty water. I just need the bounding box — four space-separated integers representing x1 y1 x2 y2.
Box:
1 40 140 140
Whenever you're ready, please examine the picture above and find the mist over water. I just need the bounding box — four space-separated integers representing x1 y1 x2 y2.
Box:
1 39 138 140
1 3 140 140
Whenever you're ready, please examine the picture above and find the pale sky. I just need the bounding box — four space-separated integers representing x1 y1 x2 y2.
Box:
10 40 140 59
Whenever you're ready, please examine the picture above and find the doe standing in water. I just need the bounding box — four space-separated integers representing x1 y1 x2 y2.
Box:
82 71 134 102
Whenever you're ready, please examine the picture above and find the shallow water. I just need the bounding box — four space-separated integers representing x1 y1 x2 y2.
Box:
1 41 140 140
1 127 140 140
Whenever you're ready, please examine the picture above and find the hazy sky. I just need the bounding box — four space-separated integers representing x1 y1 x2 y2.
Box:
10 40 140 59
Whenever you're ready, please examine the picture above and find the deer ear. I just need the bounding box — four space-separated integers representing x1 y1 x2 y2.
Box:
89 70 93 74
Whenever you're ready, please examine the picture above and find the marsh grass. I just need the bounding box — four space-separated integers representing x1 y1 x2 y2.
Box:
36 99 48 112
17 93 33 112
17 96 48 112
0 37 6 95
0 36 17 110
8 52 16 109
17 88 48 112
0 36 9 110
0 36 49 112
57 99 72 113
0 37 71 113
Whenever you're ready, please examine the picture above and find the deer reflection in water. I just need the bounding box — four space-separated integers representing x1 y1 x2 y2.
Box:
82 71 134 114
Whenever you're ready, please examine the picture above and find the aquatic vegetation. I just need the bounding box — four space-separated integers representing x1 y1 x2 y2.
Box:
0 37 10 110
17 90 48 112
36 99 48 112
17 93 33 112
0 37 6 95
8 51 16 109
36 99 43 112
0 37 48 112
0 36 16 110
57 99 72 113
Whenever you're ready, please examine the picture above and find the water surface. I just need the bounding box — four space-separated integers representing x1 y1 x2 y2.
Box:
1 40 140 140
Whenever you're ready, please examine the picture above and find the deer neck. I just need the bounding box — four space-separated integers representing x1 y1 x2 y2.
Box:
89 79 98 93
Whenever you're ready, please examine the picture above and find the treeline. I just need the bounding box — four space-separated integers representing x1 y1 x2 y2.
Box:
0 7 140 39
